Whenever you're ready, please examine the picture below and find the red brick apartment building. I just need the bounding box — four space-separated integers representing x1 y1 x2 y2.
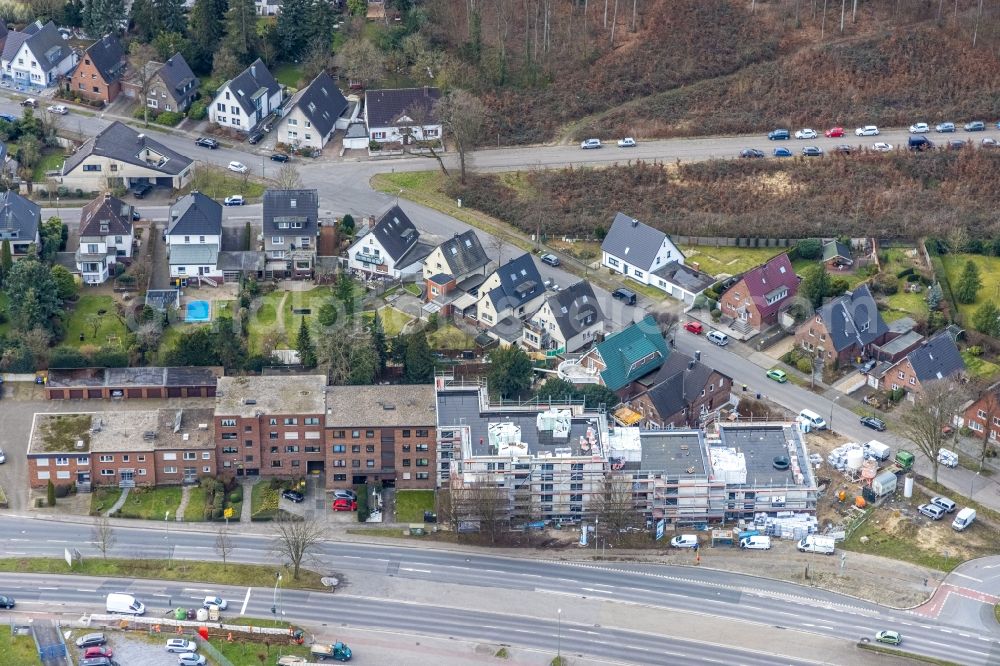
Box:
27 408 216 490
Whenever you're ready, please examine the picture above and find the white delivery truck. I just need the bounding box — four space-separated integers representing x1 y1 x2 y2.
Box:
864 440 891 462
952 507 976 531
797 535 835 555
937 448 959 468
106 593 145 615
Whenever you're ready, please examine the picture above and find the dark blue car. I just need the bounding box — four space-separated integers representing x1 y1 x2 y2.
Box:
768 129 790 140
773 147 792 157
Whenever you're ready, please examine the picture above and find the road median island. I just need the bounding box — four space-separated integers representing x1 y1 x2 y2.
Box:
857 640 962 666
0 557 327 591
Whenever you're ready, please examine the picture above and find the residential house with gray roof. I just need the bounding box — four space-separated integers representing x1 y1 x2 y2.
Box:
126 53 198 113
794 284 890 367
476 253 547 330
422 230 489 283
75 192 135 284
364 87 442 144
0 190 41 258
600 212 685 289
347 205 432 279
878 331 965 399
60 121 193 193
522 281 605 353
165 192 223 283
1 20 77 89
263 189 318 279
627 351 733 428
275 70 347 151
210 59 282 134
70 34 126 104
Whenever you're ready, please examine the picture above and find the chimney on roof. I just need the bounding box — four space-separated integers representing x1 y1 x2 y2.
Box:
137 133 144 143
104 192 111 200
251 64 256 78
631 218 639 227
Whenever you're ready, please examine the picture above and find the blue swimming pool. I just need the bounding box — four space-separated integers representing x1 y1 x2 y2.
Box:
186 300 211 322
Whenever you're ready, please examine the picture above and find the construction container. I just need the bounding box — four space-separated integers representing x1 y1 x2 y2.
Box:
871 471 897 497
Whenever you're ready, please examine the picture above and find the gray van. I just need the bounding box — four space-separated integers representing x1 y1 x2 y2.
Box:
707 330 729 346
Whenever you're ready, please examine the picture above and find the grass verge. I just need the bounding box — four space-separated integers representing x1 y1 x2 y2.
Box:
857 641 960 665
0 558 327 590
0 631 41 665
840 511 956 572
394 490 435 523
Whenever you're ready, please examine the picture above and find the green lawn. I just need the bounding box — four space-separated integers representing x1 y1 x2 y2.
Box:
840 511 958 572
272 62 304 88
115 486 182 520
427 323 476 350
211 636 311 664
0 630 41 665
942 253 1000 321
90 487 123 515
63 295 128 349
377 306 413 336
250 479 280 521
884 290 929 322
677 244 783 278
395 490 435 523
403 283 422 297
962 351 1000 380
32 149 66 181
183 485 209 522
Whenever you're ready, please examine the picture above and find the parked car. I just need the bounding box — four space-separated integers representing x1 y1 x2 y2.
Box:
766 369 787 383
935 122 956 133
580 138 602 149
247 132 264 145
270 153 290 162
670 535 699 548
794 128 817 139
540 253 560 267
930 496 957 513
177 654 207 666
773 147 792 157
617 137 636 148
768 129 790 140
0 449 6 464
683 321 703 334
964 121 985 132
860 416 886 432
611 287 637 305
833 144 853 154
227 161 248 173
982 137 998 148
0 595 14 608
76 634 107 648
855 125 879 136
281 489 304 503
223 195 244 206
333 489 357 501
81 658 114 666
332 498 357 511
20 98 37 108
947 139 966 150
908 123 930 133
165 638 198 653
46 104 68 115
203 595 228 610
824 127 845 137
195 137 219 149
131 182 153 199
739 148 764 158
801 146 823 157
84 647 113 659
918 503 946 520
908 136 933 151
875 630 901 646
872 142 893 152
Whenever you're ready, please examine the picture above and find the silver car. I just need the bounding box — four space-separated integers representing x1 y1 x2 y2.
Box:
918 503 945 520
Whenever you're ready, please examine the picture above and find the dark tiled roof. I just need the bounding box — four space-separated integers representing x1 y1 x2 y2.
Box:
155 53 198 106
600 212 670 272
643 351 728 422
0 190 40 242
79 194 133 237
904 331 965 383
651 260 714 294
486 253 545 312
284 71 346 139
365 87 441 127
223 59 280 117
62 121 192 176
370 205 419 262
25 21 73 74
593 314 669 391
262 189 319 236
816 284 888 353
822 240 853 262
81 34 125 84
167 192 222 237
736 253 799 321
435 230 488 277
545 281 604 340
396 239 435 271
0 30 28 65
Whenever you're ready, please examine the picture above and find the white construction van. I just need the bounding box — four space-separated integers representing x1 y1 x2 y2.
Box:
106 593 144 615
670 535 699 549
937 448 959 468
864 440 891 461
798 409 827 430
952 507 976 532
797 535 835 555
740 535 772 550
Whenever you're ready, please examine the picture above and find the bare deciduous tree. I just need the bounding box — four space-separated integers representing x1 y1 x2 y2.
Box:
215 524 235 569
436 89 487 184
596 475 636 544
128 42 159 127
93 516 116 560
339 38 385 88
272 514 326 580
897 379 968 483
275 163 302 189
453 480 509 544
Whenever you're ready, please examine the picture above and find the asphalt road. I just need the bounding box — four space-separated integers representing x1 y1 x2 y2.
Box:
1 516 998 664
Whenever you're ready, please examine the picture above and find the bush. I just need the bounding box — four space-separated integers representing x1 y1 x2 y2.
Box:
229 490 242 504
54 484 71 498
188 100 208 121
795 357 814 374
212 507 224 520
967 345 983 357
871 273 899 295
896 267 915 279
796 238 823 260
710 309 721 322
153 111 184 126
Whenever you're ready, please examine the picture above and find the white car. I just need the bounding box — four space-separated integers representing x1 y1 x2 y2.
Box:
227 161 248 173
872 142 893 152
223 195 244 206
165 638 197 653
580 138 602 149
855 125 879 136
909 122 930 133
203 595 228 610
177 654 206 666
617 137 636 148
46 104 68 115
794 128 817 139
0 449 6 464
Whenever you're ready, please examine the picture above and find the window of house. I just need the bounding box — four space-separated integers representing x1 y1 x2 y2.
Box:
269 432 278 439
351 445 361 453
334 474 347 482
285 445 299 453
164 466 177 474
366 445 375 453
416 444 429 452
271 460 282 467
99 455 113 462
283 418 298 425
898 371 905 379
365 430 375 438
416 429 429 437
333 445 346 453
979 410 987 418
416 458 429 467
403 459 411 467
270 446 278 453
416 472 429 480
366 460 375 468
402 430 411 437
304 417 320 425
402 444 411 452
333 430 345 438
909 377 916 385
352 430 360 438
352 460 360 467
333 460 346 467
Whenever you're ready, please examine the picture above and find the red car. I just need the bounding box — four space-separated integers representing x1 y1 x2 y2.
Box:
84 647 113 659
683 321 703 334
824 127 845 137
332 498 357 511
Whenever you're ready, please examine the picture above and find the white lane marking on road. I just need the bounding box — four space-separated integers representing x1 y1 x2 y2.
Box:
240 587 251 616
45 540 68 543
38 587 58 590
580 587 614 594
75 589 96 593
951 572 983 583
400 568 431 573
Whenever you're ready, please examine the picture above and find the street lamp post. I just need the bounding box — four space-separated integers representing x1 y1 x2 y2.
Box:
830 395 840 431
557 608 562 662
271 572 282 617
